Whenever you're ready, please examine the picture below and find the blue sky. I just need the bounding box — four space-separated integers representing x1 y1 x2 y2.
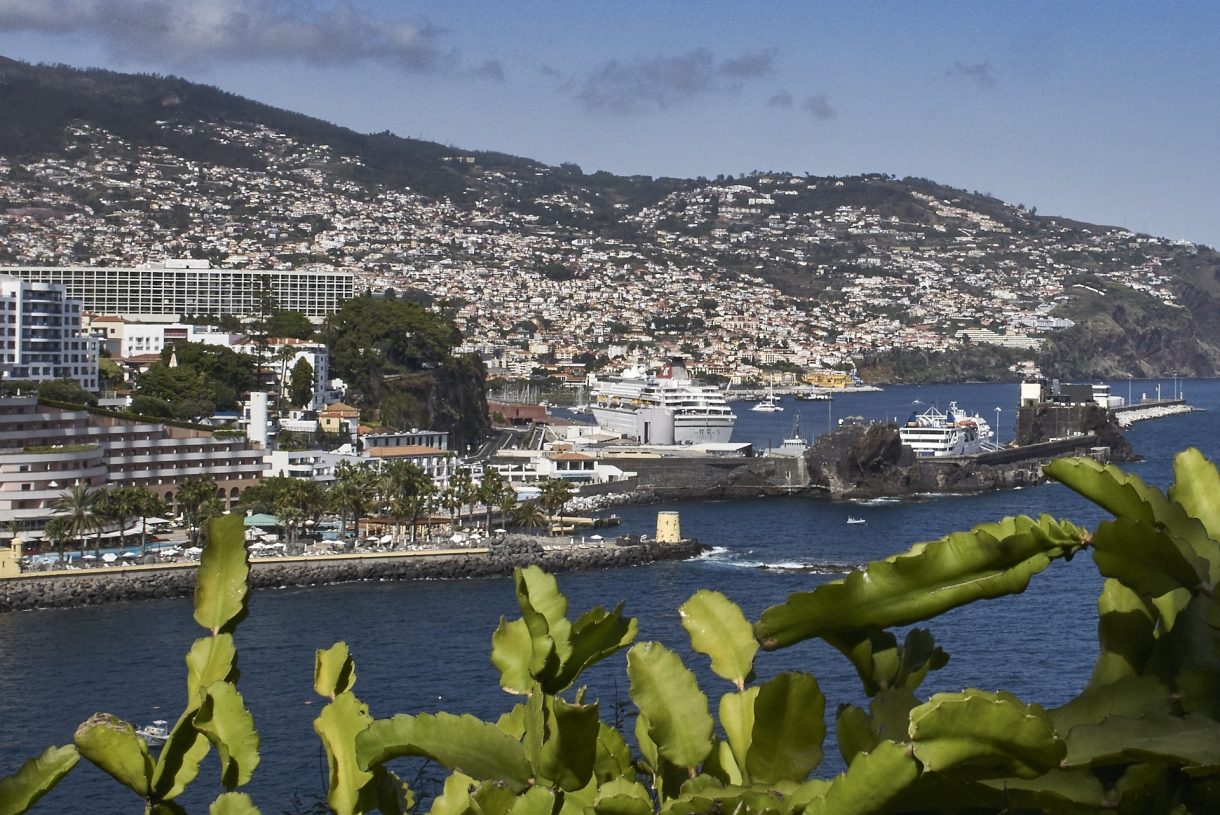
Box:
1 1 1217 247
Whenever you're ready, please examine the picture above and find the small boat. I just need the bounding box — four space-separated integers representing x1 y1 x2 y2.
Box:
136 720 169 747
846 517 866 525
751 385 784 413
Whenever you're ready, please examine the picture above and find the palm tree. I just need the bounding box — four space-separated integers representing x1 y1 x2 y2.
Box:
512 500 548 535
447 467 476 529
378 460 431 543
496 490 519 534
331 461 375 539
477 468 509 532
275 479 326 548
273 344 298 414
43 516 72 565
177 475 221 547
538 479 575 536
50 482 100 557
95 486 141 550
131 486 167 556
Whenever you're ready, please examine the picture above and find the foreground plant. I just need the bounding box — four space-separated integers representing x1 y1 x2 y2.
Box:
5 449 1220 813
1 514 260 815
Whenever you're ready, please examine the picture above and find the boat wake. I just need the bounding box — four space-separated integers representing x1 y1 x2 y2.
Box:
699 548 855 575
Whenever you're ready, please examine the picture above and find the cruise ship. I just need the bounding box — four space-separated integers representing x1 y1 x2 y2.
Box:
589 360 736 444
899 402 993 458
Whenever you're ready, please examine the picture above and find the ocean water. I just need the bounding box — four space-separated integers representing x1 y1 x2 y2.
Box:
1 379 1216 813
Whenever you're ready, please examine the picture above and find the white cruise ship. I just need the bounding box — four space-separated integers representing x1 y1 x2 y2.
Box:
899 402 993 458
589 360 736 444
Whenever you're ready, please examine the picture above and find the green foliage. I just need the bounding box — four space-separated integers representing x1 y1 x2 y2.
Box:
34 379 98 406
9 449 1220 813
265 310 316 340
289 357 315 408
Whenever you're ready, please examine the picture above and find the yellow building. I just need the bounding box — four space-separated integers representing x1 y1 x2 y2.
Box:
802 369 853 389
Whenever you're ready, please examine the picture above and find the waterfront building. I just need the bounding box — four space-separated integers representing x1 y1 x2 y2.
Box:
1 260 354 322
0 396 265 542
0 275 100 391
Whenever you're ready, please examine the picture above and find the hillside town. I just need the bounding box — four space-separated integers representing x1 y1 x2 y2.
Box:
0 119 1202 384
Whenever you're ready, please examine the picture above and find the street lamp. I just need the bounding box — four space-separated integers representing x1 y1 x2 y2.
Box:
994 407 1002 449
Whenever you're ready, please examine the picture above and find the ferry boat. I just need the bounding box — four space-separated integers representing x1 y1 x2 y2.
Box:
898 402 993 458
589 360 736 444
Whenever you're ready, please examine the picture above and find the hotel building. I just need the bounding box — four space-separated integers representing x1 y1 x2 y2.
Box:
1 260 354 322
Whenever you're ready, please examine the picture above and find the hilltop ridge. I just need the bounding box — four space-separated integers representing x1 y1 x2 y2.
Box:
2 56 1218 381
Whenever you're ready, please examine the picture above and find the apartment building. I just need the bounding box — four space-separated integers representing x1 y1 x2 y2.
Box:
0 275 100 390
0 397 265 542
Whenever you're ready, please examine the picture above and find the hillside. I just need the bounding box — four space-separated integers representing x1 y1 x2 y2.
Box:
2 56 1218 381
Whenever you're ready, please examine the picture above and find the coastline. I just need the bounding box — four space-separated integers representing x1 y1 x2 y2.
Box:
0 537 706 613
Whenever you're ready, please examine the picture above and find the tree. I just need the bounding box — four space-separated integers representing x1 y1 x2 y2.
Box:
176 475 221 547
323 295 461 402
50 482 100 556
538 478 574 535
511 499 547 534
36 379 98 406
447 467 476 529
330 461 376 539
477 468 509 532
272 345 298 414
274 479 325 548
264 310 315 340
94 486 141 550
378 460 431 543
288 357 314 408
42 516 72 564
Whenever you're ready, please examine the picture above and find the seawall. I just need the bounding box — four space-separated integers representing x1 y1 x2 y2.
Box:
0 538 705 613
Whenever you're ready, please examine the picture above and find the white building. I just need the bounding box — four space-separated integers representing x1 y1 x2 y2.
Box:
0 275 100 391
2 260 354 322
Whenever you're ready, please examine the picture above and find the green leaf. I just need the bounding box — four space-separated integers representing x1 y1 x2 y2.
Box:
804 740 920 815
869 687 921 746
909 690 1065 779
208 791 261 815
679 590 758 689
1169 449 1220 560
593 721 634 783
186 634 238 708
550 603 637 693
515 567 572 679
537 696 601 791
507 786 554 815
491 618 536 695
1092 518 1209 596
431 772 477 815
314 642 357 699
0 744 79 815
356 767 414 815
746 672 825 784
980 768 1107 811
756 514 1085 649
702 739 742 786
151 710 212 801
73 713 153 796
1051 675 1174 734
1049 455 1220 584
594 778 654 815
835 705 877 765
356 713 532 792
718 687 759 777
1088 579 1157 688
471 780 516 815
194 682 260 789
1063 713 1220 769
313 691 373 815
194 514 251 635
627 642 714 769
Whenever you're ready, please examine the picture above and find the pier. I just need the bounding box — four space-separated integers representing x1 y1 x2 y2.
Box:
1112 398 1195 428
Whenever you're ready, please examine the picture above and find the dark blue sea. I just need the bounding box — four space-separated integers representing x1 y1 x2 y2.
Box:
2 379 1217 813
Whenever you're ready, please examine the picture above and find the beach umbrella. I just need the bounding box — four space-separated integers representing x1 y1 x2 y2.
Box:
102 553 118 563
590 534 604 541
121 551 139 558
81 554 97 561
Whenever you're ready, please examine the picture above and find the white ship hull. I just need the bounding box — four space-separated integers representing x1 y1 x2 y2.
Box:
588 359 736 444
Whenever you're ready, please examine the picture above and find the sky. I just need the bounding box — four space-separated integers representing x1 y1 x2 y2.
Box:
1 1 1218 247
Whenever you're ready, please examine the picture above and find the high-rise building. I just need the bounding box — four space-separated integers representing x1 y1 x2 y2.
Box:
1 260 354 322
0 275 100 391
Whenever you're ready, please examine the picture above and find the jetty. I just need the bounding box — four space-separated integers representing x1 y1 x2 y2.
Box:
1112 398 1195 428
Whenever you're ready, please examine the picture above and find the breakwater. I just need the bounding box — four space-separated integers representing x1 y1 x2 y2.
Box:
0 537 704 613
1113 399 1195 428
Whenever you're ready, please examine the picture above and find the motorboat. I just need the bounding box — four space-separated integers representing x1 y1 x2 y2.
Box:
751 385 783 413
846 517 866 525
137 720 169 747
